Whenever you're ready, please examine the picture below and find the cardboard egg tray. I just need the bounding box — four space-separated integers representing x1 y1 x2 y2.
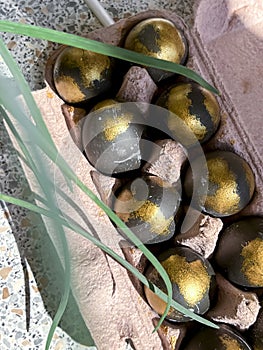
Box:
9 0 263 348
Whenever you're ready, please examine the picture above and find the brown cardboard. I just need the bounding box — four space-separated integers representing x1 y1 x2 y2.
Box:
8 2 262 348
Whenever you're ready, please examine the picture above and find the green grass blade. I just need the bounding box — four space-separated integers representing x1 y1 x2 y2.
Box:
0 20 218 94
0 59 173 328
0 39 52 146
0 33 218 333
0 105 72 349
0 84 73 350
0 192 218 329
0 38 73 192
1 93 173 327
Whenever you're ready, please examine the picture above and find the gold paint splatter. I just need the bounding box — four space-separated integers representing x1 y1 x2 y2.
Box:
132 200 172 235
161 255 210 306
170 335 178 350
0 266 12 279
205 157 240 215
167 84 207 141
160 324 168 335
78 51 111 88
55 75 85 103
220 334 243 350
46 91 54 99
2 287 10 299
103 113 132 141
92 99 117 111
115 190 172 235
241 238 263 286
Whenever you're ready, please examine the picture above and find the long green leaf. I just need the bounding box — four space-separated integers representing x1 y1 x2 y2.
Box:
0 105 71 350
0 192 218 329
0 20 218 94
0 34 174 329
0 39 53 147
0 38 73 195
0 47 173 331
1 97 217 328
3 99 173 331
0 25 219 343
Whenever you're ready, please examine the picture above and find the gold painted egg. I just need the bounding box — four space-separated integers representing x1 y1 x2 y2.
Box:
156 82 220 145
113 175 181 244
82 103 146 176
124 18 188 82
53 47 115 104
184 151 255 217
183 325 252 350
144 246 215 321
215 217 263 288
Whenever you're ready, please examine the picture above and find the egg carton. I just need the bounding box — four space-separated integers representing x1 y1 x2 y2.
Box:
8 0 263 349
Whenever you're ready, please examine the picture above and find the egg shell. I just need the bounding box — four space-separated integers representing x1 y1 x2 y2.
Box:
112 175 181 244
82 102 146 176
215 216 263 287
182 325 252 350
156 82 221 145
184 151 255 217
124 17 188 82
53 47 115 104
144 246 215 321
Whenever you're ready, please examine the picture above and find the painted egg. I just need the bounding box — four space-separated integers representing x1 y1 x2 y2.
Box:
144 246 215 321
124 18 188 82
113 175 181 244
182 325 252 350
82 103 146 176
156 82 220 145
53 47 114 104
184 151 255 217
215 217 263 287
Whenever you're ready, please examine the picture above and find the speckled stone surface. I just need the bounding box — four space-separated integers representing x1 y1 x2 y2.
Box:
0 1 195 349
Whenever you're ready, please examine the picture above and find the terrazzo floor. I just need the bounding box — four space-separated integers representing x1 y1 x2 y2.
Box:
0 0 195 349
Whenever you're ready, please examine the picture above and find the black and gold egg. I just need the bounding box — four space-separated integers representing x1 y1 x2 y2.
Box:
215 217 263 288
156 82 221 145
182 325 252 350
82 103 146 176
124 18 188 82
112 175 181 244
184 151 255 217
53 47 114 104
144 246 215 321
